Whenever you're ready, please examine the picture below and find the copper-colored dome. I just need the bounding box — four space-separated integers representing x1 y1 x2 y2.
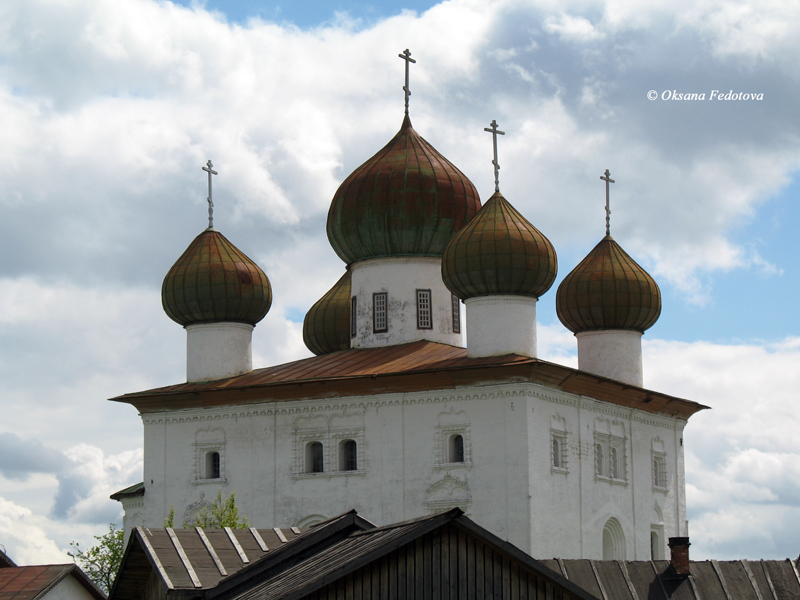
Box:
556 235 661 333
162 229 272 326
441 191 557 300
326 115 481 264
303 271 351 356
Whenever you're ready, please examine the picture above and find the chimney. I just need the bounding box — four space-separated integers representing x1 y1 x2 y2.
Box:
668 537 691 576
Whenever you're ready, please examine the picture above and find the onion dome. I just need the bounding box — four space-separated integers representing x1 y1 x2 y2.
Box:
556 235 661 333
326 115 481 264
162 229 272 326
441 191 558 299
303 271 351 355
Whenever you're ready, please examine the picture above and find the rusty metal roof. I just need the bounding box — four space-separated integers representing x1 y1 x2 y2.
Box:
326 115 481 265
537 558 800 600
162 230 272 327
111 340 707 419
442 191 558 300
556 235 661 333
302 270 351 356
0 565 106 600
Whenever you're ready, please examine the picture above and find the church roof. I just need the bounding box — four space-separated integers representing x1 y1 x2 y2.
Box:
302 271 351 356
162 229 272 327
326 115 481 264
556 235 661 333
111 340 706 419
442 191 557 299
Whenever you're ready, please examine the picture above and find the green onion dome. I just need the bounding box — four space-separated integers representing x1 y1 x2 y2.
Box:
326 115 481 265
556 235 661 333
303 271 351 356
162 229 272 326
441 191 557 299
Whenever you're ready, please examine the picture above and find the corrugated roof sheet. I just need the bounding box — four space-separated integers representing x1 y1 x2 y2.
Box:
539 558 800 600
111 340 707 419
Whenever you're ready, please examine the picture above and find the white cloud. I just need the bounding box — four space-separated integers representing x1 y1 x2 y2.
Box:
0 0 799 563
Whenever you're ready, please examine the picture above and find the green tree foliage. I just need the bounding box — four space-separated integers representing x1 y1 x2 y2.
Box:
190 490 249 528
69 523 124 594
164 505 175 528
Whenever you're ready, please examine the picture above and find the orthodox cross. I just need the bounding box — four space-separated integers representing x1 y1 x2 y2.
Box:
398 49 416 115
600 169 615 236
484 119 505 192
202 160 218 229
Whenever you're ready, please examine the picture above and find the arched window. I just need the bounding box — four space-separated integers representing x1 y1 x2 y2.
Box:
449 434 464 463
595 443 604 476
552 437 561 469
339 440 358 471
305 442 324 473
205 451 220 479
602 518 626 560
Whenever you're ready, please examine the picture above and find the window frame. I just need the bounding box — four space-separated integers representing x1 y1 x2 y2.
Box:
339 439 358 471
595 433 628 484
451 294 461 333
372 292 388 333
350 296 357 338
416 289 432 329
305 441 324 474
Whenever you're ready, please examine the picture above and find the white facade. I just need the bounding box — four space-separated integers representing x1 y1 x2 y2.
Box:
126 380 687 560
576 330 644 387
186 322 254 382
464 295 537 358
349 257 462 348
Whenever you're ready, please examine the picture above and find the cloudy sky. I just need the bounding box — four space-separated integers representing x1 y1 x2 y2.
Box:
1 0 799 565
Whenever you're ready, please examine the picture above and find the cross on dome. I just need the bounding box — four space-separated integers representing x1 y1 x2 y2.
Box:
600 168 615 236
398 49 416 116
484 119 505 192
202 160 218 230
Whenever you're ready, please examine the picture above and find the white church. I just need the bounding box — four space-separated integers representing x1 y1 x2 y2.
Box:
110 52 706 563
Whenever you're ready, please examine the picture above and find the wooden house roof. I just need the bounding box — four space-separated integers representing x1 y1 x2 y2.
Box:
111 341 707 420
537 557 800 600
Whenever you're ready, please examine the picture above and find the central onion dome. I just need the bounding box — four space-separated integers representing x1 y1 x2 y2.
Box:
556 235 661 333
303 271 351 355
162 229 272 326
327 115 481 264
442 191 558 299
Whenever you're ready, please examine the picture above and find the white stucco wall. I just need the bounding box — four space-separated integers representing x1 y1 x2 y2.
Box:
41 574 95 600
464 296 537 358
132 380 687 560
576 330 644 387
186 322 254 382
349 257 462 348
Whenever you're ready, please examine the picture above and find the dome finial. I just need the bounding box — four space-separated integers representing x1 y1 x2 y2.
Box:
202 160 218 230
600 168 615 236
398 49 416 116
484 120 505 193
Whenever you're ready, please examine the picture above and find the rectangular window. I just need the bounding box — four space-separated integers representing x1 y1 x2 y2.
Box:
373 292 387 333
451 294 461 333
653 455 667 489
350 296 357 338
417 289 432 329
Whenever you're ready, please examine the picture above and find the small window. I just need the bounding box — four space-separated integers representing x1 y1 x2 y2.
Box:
451 294 460 333
651 531 660 560
610 447 618 479
417 289 432 329
653 455 667 488
595 443 604 477
449 434 464 463
373 292 387 333
552 437 561 469
350 297 357 338
339 440 358 471
205 451 220 479
305 442 324 473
